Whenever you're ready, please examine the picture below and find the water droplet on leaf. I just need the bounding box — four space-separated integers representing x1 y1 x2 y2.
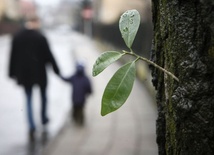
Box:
123 27 128 32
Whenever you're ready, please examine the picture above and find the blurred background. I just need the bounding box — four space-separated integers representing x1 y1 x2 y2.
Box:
0 0 153 57
0 0 157 155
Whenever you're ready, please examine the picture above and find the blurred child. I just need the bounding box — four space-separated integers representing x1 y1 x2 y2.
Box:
61 63 92 125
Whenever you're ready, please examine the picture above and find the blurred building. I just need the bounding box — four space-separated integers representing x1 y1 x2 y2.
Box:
0 0 38 34
0 0 21 34
0 0 20 21
94 0 151 24
0 0 6 21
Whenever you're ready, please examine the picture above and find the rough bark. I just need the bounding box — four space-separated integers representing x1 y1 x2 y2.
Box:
150 0 214 155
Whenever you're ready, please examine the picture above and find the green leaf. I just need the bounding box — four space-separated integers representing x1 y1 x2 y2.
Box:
119 9 140 49
101 61 136 116
92 51 123 76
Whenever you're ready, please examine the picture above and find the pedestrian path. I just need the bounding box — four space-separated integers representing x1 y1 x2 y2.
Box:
42 31 158 155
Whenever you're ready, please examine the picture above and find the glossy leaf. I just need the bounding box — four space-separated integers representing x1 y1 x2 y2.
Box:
92 51 123 76
119 9 140 49
101 61 136 116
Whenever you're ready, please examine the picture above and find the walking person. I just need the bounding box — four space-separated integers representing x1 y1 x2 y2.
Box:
61 62 92 126
8 15 60 139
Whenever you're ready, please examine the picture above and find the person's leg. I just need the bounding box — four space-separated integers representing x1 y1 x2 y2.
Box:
24 86 35 130
72 105 77 122
74 104 84 125
79 105 84 125
40 86 49 125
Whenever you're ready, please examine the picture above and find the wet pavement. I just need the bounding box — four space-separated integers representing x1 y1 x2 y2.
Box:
0 30 158 155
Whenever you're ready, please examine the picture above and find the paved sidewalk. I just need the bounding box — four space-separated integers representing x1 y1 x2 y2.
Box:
42 32 158 155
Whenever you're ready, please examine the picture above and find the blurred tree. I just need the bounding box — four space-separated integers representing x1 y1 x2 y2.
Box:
150 0 214 154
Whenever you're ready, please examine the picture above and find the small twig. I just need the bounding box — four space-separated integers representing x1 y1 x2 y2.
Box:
123 50 179 82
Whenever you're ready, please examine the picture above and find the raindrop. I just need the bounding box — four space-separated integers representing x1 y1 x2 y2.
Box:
122 14 127 18
96 60 99 65
98 57 103 62
123 27 128 32
93 71 97 76
130 13 135 17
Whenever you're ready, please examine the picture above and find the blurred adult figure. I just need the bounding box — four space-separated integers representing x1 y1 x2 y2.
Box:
8 15 60 139
61 62 92 126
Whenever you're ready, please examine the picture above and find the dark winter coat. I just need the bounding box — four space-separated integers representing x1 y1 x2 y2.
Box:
9 28 59 88
62 65 92 106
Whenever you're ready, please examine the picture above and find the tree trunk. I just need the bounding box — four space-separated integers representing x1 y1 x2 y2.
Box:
150 0 214 154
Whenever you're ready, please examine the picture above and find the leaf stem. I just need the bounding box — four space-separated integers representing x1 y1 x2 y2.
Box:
123 50 179 82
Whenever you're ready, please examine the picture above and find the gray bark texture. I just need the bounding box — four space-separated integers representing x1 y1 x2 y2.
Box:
150 0 214 155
